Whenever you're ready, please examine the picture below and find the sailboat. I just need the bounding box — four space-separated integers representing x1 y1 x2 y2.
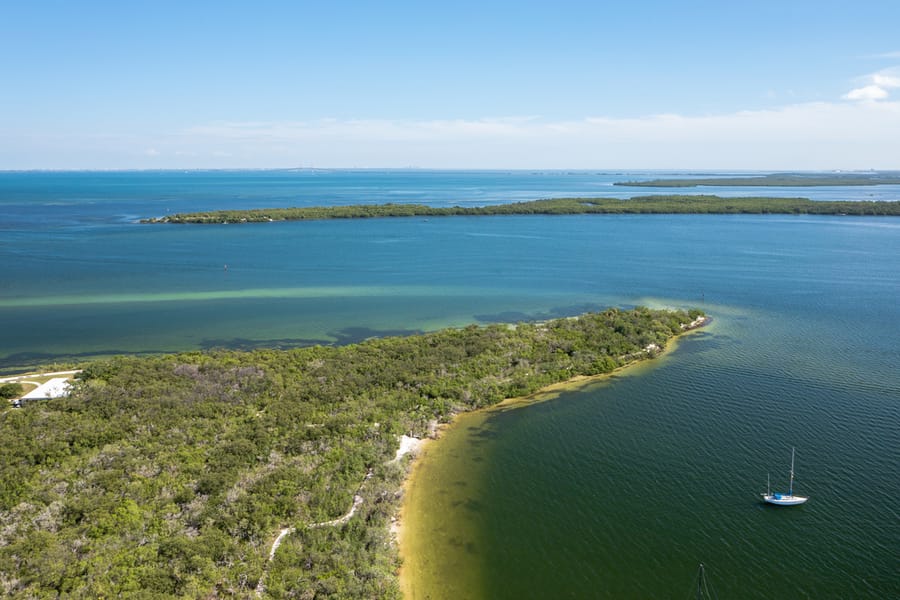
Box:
762 447 808 506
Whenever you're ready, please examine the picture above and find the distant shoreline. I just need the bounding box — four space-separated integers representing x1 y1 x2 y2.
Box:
615 173 900 187
142 196 900 224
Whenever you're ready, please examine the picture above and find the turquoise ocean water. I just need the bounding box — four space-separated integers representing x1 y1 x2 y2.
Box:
1 170 899 597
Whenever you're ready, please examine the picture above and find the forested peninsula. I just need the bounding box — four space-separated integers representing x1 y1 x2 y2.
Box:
615 172 900 187
142 195 900 223
2 307 704 598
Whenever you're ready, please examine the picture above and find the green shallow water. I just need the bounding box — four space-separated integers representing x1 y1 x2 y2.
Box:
403 311 899 598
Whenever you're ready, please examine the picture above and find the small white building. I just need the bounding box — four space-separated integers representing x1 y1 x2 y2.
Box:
20 378 72 401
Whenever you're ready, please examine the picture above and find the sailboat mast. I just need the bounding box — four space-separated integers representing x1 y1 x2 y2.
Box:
789 447 795 496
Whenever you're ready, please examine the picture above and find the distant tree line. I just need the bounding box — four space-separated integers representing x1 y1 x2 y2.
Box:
0 307 703 598
142 196 900 223
615 172 900 187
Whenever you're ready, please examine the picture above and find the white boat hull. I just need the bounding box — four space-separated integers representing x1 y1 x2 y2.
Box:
762 448 808 505
762 493 808 506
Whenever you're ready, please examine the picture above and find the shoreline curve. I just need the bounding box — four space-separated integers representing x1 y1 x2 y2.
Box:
395 316 711 598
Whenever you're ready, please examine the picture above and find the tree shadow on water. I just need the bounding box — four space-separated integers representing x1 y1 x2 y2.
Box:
200 325 423 351
329 326 423 345
199 336 330 351
474 302 608 324
1 324 429 373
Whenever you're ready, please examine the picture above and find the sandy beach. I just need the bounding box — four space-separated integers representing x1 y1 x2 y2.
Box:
395 317 711 598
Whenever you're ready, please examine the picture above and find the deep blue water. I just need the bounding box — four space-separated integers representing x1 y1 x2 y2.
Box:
1 170 899 597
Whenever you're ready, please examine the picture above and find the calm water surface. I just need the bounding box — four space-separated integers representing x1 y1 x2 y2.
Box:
398 213 899 599
1 171 898 597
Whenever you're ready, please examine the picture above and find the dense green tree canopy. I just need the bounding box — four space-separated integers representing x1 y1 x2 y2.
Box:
0 383 23 400
143 196 900 224
0 307 703 598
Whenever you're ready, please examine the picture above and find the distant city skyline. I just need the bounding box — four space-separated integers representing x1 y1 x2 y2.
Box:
2 1 899 170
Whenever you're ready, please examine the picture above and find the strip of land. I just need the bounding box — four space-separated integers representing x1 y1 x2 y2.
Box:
0 307 705 598
142 195 900 223
614 172 900 187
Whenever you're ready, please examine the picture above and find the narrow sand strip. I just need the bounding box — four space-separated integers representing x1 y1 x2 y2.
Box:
393 434 424 462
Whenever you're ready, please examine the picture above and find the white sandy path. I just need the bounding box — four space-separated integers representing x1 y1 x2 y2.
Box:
255 469 373 597
255 429 429 597
0 369 81 384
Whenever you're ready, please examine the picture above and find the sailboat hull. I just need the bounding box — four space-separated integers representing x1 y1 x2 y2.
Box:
762 494 808 506
762 448 808 506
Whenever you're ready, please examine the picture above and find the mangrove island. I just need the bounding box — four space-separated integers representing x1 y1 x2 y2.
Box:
143 195 900 224
614 172 900 187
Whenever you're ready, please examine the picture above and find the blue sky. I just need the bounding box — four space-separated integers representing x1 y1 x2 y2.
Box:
2 0 899 169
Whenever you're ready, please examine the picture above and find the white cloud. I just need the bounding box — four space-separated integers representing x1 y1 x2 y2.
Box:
844 85 890 101
844 67 900 101
162 99 900 170
873 73 900 88
6 95 899 170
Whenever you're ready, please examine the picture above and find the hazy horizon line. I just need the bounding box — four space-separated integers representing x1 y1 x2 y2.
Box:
3 167 898 174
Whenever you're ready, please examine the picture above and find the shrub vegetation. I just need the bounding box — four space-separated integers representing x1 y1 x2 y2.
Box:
0 307 703 598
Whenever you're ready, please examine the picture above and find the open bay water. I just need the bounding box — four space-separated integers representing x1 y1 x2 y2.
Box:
398 215 900 598
2 169 899 371
2 170 899 596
